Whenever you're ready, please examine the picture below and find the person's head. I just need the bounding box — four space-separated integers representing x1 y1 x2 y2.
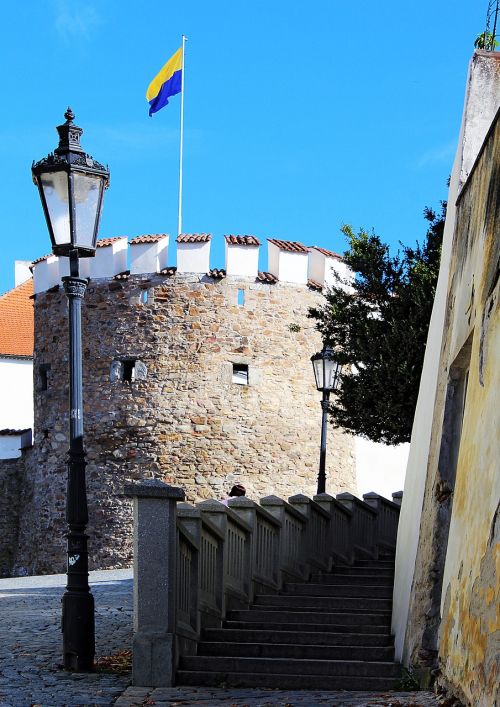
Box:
229 483 246 497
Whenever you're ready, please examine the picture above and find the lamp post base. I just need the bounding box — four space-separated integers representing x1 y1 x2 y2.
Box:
62 589 95 671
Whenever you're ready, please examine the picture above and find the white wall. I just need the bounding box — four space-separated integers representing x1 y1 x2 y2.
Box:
392 51 500 662
0 358 33 430
0 434 23 459
356 438 409 500
225 244 259 277
176 242 211 274
15 261 32 286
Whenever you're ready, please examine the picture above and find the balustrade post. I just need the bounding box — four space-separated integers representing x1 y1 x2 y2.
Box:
288 494 312 576
313 493 335 568
124 480 185 687
177 503 202 641
260 495 286 588
197 500 231 618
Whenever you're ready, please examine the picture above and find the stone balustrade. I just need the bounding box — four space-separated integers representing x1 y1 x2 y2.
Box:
124 480 401 687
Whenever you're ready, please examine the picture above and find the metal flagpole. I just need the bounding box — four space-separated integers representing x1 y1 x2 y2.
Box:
178 34 187 236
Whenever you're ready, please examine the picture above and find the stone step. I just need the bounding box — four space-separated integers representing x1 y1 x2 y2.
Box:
227 609 392 626
179 655 401 678
284 583 393 598
176 670 401 690
313 573 393 585
203 628 394 646
254 594 392 611
223 620 392 634
197 641 395 661
332 566 394 575
354 560 394 567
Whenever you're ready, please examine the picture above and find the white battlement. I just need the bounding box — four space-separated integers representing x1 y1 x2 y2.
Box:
30 234 351 294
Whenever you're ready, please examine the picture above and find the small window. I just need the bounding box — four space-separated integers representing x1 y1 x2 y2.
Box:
237 289 245 306
232 363 249 385
140 289 148 304
39 364 50 391
110 359 148 383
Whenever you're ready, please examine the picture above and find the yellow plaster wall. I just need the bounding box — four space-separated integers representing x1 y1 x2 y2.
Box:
437 114 500 706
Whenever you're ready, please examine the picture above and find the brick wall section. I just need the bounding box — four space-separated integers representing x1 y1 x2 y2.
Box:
13 274 356 575
0 455 24 577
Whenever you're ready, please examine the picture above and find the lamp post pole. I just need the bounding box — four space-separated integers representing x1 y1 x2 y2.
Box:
311 346 343 496
318 389 331 495
62 250 94 671
32 109 110 671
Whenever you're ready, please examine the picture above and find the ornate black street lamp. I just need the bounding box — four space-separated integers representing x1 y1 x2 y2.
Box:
311 346 343 494
32 108 110 671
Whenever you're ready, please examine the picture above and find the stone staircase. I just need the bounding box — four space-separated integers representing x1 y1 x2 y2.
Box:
176 551 401 689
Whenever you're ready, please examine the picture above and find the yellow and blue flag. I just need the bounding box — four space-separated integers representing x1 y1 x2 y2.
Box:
146 47 182 116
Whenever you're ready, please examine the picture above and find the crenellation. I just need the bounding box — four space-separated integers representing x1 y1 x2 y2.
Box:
30 235 352 294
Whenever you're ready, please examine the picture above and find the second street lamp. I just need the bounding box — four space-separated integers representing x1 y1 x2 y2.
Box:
311 346 343 495
32 108 110 671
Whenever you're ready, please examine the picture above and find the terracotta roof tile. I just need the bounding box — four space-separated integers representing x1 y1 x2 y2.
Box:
307 279 323 291
176 233 211 243
311 246 343 260
267 239 309 254
257 271 278 284
31 254 51 267
96 237 127 248
129 234 168 244
0 279 34 357
159 266 177 276
208 268 226 279
0 428 31 436
113 270 130 280
224 235 260 246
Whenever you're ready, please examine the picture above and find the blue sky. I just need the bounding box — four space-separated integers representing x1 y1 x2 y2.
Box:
0 0 486 291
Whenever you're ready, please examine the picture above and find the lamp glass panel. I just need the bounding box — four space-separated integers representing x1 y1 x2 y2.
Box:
312 357 324 390
74 173 102 248
324 359 341 390
40 172 70 246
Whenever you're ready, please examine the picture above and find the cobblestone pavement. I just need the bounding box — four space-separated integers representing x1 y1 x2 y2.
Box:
0 569 132 707
116 686 440 707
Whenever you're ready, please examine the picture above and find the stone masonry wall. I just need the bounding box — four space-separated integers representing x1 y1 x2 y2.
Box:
13 273 356 575
0 454 24 577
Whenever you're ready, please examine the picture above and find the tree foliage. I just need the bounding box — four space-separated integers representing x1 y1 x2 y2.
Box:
309 205 445 445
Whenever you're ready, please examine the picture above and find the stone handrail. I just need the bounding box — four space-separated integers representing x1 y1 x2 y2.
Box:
124 481 401 687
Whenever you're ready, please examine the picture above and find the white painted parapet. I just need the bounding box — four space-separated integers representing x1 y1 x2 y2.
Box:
225 235 260 277
176 234 211 274
32 255 60 294
0 429 32 460
14 261 33 287
308 246 354 291
267 239 309 285
130 234 169 275
91 237 128 278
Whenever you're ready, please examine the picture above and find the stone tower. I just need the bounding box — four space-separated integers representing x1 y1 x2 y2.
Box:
13 235 357 575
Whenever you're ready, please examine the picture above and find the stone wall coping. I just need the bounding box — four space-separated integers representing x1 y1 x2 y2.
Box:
363 491 401 510
123 480 185 500
177 503 201 518
228 497 282 528
261 495 308 523
177 520 199 551
289 493 331 520
337 492 378 515
197 499 253 534
314 494 353 517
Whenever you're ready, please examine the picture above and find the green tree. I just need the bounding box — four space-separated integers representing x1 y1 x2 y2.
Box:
309 205 445 445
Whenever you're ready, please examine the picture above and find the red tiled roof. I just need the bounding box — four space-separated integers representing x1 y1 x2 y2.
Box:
307 279 323 291
96 237 127 248
311 246 343 260
0 428 31 436
114 271 130 280
267 239 309 254
31 254 51 268
159 266 177 276
208 268 226 279
0 279 34 357
176 233 211 243
129 234 168 244
224 235 260 246
257 271 278 284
